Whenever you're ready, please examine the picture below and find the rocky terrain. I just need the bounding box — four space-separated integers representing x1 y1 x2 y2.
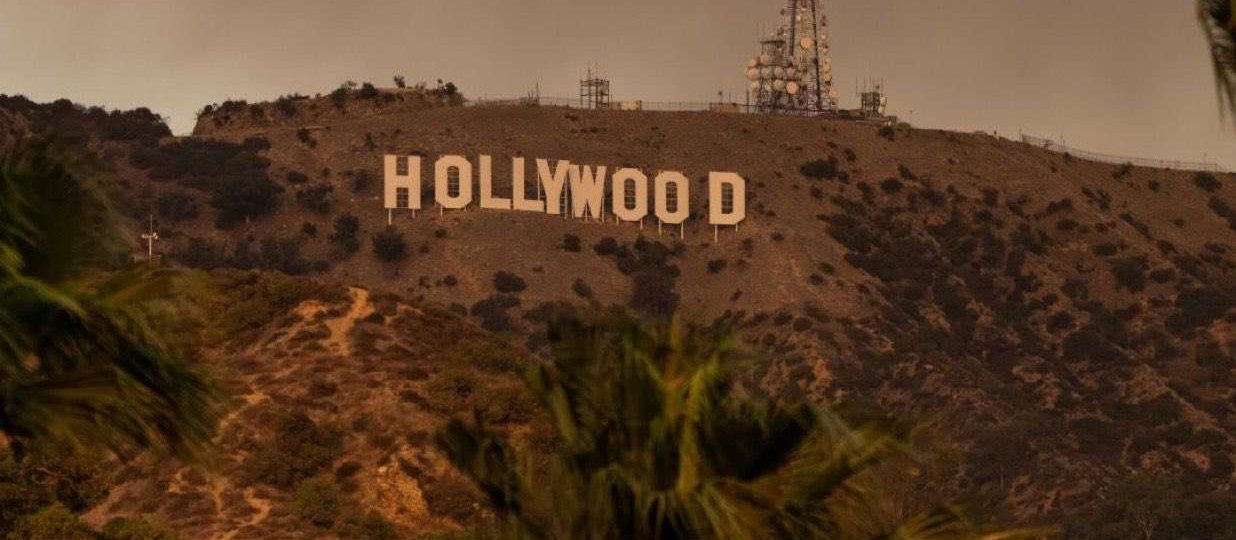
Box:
2 87 1234 538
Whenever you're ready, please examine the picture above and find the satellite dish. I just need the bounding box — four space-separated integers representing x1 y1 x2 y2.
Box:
824 57 832 66
786 68 798 79
772 79 786 91
747 58 758 68
800 37 814 50
786 81 800 95
761 81 772 91
828 88 838 99
759 53 773 65
823 72 833 83
760 67 773 78
746 68 760 81
773 66 786 78
749 81 761 90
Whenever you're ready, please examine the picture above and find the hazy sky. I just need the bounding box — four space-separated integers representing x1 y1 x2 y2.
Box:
2 0 1234 169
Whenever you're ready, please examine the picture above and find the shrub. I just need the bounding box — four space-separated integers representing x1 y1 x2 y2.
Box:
274 94 302 117
707 259 727 273
594 237 619 256
302 222 317 236
358 82 380 99
350 169 373 193
293 479 343 528
879 177 903 193
257 235 310 275
799 157 839 180
7 503 93 540
296 183 334 214
171 237 226 269
1194 171 1221 192
286 170 309 184
470 294 520 333
371 227 409 263
562 234 582 252
242 136 270 152
878 125 895 141
1112 163 1133 179
296 128 318 147
240 413 344 488
1209 196 1236 231
156 190 199 222
493 271 527 293
331 214 361 255
330 86 349 108
209 175 284 228
572 279 593 299
100 517 181 540
1110 256 1149 292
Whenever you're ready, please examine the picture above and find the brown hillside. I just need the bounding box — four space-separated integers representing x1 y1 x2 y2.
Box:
3 91 1235 536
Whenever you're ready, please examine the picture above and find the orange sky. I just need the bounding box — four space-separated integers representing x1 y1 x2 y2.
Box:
1 0 1233 169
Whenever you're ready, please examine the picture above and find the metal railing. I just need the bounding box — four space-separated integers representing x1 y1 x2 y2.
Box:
1020 134 1225 173
467 95 887 119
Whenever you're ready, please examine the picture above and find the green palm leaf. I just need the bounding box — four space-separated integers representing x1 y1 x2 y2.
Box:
0 151 220 460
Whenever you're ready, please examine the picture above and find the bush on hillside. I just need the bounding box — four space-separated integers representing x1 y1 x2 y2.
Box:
493 271 527 293
100 517 181 540
1194 172 1221 193
799 157 840 180
210 176 284 228
331 213 361 255
562 233 582 252
293 480 343 528
156 190 199 222
296 183 334 214
371 227 409 263
470 294 520 333
286 171 309 184
239 413 344 488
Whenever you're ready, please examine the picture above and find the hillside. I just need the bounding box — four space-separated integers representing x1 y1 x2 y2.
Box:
3 90 1235 537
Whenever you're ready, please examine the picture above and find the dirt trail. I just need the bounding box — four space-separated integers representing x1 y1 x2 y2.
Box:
324 287 374 356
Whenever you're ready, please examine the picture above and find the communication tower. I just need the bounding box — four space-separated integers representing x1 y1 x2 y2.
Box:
744 0 838 113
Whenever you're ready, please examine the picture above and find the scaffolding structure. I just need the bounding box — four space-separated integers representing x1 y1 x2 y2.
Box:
859 79 888 117
744 0 838 113
579 69 611 110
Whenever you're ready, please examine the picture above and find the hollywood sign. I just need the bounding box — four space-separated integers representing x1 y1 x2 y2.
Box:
383 155 746 234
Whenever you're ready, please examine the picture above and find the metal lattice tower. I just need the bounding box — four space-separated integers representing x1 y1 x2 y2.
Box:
580 68 611 110
745 0 838 113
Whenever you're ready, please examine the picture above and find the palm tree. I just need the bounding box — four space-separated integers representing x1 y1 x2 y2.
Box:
0 151 220 461
1200 1 1236 118
437 315 1039 540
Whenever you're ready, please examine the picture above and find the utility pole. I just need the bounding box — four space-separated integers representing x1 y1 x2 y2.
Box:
141 214 159 261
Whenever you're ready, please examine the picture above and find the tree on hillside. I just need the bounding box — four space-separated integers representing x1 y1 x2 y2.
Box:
0 153 220 461
437 315 1039 540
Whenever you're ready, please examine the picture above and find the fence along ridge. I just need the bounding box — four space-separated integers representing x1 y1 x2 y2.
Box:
1021 134 1225 173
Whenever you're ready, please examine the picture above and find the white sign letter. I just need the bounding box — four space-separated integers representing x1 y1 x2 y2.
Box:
568 164 607 219
654 171 689 225
478 155 510 210
709 172 746 226
511 157 544 213
612 168 649 222
537 159 571 215
384 155 422 209
435 155 473 209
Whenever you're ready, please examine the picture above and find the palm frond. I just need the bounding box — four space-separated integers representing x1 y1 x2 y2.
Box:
1200 0 1236 120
